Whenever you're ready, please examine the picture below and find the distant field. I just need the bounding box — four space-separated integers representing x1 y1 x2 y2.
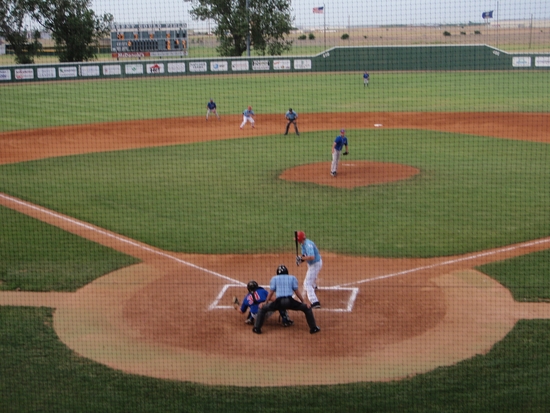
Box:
0 24 548 65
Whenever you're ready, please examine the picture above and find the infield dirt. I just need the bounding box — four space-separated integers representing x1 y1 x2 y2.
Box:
1 112 549 386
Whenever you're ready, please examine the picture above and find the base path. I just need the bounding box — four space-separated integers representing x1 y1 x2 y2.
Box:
1 112 549 386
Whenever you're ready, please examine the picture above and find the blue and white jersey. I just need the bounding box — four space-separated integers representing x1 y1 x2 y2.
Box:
301 239 321 265
285 110 297 121
240 287 268 315
243 108 255 117
363 72 369 80
207 101 217 109
333 135 348 151
269 274 298 298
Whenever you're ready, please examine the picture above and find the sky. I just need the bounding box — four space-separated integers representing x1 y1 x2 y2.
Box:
91 0 550 30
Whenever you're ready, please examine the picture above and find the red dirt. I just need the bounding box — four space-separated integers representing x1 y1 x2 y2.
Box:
1 112 549 386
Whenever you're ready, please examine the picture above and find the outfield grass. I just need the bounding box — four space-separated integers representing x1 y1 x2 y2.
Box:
1 307 548 413
1 131 549 257
1 72 548 132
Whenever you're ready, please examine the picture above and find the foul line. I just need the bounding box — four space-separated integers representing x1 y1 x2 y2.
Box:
336 238 550 288
0 193 246 287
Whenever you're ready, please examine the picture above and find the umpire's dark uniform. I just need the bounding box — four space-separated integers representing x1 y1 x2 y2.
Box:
253 265 320 334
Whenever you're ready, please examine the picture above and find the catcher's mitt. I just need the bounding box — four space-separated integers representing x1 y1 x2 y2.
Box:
232 296 240 310
343 151 349 156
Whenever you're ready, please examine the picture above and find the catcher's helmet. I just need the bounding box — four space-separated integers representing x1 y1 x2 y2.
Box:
277 264 289 275
247 280 259 293
295 231 306 243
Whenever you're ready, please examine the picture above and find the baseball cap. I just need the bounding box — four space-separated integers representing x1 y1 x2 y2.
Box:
340 129 345 133
248 106 252 110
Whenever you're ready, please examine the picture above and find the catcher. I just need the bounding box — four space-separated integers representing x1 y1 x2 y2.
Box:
330 129 349 177
233 280 293 327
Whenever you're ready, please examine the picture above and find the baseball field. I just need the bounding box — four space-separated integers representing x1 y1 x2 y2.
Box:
1 71 550 411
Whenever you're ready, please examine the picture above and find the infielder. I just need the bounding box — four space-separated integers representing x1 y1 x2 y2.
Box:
206 99 220 120
284 108 299 136
331 129 349 177
295 231 322 309
363 71 370 87
233 281 293 327
240 106 255 129
253 265 320 335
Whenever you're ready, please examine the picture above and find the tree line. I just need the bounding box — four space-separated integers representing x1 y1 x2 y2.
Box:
1 0 295 64
0 0 112 64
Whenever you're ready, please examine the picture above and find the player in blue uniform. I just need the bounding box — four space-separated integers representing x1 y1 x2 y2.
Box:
240 106 255 129
363 71 370 87
331 129 349 177
295 231 322 308
284 108 299 136
235 280 293 326
253 265 320 335
206 99 220 120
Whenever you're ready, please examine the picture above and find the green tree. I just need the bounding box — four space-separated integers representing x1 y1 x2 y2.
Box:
190 0 293 56
35 0 112 62
0 0 43 64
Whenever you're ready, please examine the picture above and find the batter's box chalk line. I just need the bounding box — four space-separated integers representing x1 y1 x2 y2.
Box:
209 284 359 312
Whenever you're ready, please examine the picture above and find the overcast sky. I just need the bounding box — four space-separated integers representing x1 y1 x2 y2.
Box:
92 0 550 29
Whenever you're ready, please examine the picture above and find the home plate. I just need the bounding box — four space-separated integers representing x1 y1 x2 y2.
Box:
374 124 383 127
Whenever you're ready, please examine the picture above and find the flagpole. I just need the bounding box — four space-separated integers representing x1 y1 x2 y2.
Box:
496 1 499 49
324 3 326 51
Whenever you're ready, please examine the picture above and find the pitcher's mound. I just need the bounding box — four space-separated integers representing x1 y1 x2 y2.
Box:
280 161 420 189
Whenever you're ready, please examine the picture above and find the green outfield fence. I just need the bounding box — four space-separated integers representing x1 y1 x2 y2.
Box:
0 45 548 83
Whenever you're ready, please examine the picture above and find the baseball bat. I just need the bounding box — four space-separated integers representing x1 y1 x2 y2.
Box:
294 230 299 256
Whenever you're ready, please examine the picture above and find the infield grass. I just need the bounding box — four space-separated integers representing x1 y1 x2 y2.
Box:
1 71 548 132
1 130 549 257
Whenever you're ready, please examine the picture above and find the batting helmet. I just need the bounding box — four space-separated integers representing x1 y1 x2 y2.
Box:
247 280 259 293
277 264 289 275
295 231 306 243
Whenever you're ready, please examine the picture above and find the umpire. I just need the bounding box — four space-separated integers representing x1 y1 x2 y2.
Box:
253 264 320 335
284 108 300 136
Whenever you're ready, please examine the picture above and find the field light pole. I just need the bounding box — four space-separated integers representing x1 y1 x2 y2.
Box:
246 0 251 56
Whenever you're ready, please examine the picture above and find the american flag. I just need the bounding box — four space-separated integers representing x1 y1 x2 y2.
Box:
313 6 324 14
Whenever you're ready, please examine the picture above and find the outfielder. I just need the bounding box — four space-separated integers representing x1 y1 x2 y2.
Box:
253 265 320 335
240 106 255 129
295 231 322 309
331 129 349 177
363 71 370 87
284 108 299 136
206 99 220 120
233 281 293 326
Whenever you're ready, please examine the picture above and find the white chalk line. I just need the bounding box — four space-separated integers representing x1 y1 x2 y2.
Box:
335 238 550 288
210 285 359 312
0 193 246 287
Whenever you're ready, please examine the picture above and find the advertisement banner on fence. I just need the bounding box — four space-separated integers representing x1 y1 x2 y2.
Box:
210 61 228 71
59 67 78 78
38 68 56 79
146 63 165 74
294 59 312 70
15 68 34 80
273 60 291 70
189 62 207 72
231 61 249 71
0 69 11 81
103 65 122 76
167 62 186 73
535 56 550 67
81 66 100 77
252 60 270 71
125 64 144 75
512 57 531 67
